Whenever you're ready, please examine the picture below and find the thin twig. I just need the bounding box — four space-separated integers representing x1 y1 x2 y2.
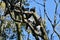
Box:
44 0 53 26
56 20 60 25
51 31 54 40
54 0 58 27
53 29 60 39
33 0 44 6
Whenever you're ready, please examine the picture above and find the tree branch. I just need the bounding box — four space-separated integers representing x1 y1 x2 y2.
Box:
43 0 53 26
54 0 58 27
53 29 60 39
33 0 44 6
24 19 41 36
56 20 60 25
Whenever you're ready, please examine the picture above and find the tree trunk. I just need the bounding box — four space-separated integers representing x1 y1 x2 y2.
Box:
16 23 20 40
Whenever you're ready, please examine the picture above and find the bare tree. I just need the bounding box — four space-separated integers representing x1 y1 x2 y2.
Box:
0 0 60 40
